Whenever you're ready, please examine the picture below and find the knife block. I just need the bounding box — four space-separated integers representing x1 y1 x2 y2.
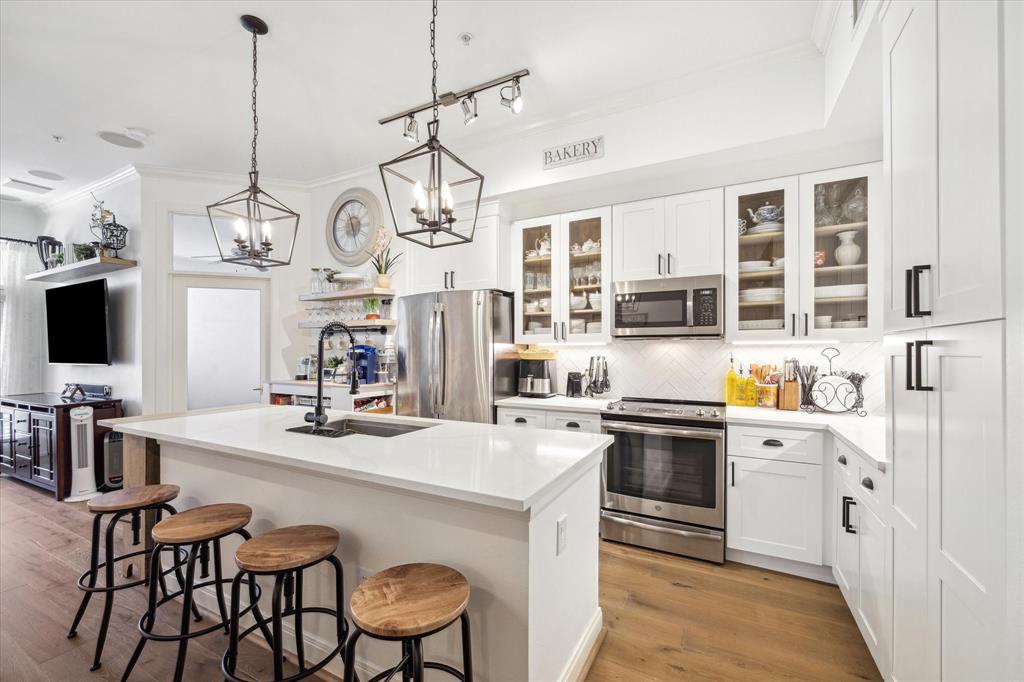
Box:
777 380 801 411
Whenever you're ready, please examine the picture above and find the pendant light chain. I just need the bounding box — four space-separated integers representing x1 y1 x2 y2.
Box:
250 29 259 175
430 0 438 124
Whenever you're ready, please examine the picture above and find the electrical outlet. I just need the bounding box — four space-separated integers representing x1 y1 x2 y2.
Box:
556 515 567 556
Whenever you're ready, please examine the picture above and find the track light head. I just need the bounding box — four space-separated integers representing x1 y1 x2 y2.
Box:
500 78 523 115
402 115 419 143
461 94 478 125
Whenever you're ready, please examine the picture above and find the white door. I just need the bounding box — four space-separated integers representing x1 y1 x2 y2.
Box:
882 0 936 332
726 455 822 564
856 498 889 668
798 163 882 341
171 275 269 411
924 320 1006 680
448 214 499 291
561 207 611 343
725 176 801 340
834 480 860 596
664 187 723 278
406 240 451 294
611 198 664 281
885 330 932 681
511 215 560 344
930 0 1003 327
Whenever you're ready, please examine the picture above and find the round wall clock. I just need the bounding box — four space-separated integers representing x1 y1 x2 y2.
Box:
326 187 383 266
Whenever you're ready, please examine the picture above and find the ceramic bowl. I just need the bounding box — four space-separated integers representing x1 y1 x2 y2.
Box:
815 315 833 328
588 293 602 308
569 295 587 310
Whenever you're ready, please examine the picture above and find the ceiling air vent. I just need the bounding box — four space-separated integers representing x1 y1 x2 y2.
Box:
2 178 54 194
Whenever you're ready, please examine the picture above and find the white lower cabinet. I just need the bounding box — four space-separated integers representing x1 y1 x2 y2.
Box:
495 406 601 434
496 408 545 429
726 455 823 564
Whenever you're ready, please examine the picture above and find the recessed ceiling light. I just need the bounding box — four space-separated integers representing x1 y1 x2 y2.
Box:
28 170 64 182
0 193 22 202
457 32 473 46
98 130 145 149
52 134 63 143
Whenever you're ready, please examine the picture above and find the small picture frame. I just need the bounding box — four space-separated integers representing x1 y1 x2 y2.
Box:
321 368 336 383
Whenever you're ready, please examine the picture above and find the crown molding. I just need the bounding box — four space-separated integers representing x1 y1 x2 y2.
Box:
132 164 309 191
811 0 842 54
39 165 140 212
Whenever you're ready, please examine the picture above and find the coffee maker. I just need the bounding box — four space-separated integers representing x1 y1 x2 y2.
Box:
517 358 556 398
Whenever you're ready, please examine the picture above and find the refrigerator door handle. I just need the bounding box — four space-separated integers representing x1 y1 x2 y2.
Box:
438 303 448 409
429 307 438 412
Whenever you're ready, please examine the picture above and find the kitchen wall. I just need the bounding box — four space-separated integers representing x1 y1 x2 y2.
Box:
553 339 885 415
1 201 44 240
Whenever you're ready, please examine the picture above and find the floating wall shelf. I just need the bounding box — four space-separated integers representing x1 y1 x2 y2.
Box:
25 256 138 283
298 287 396 302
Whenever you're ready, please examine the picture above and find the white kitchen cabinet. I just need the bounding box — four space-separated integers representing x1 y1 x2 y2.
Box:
726 455 822 565
406 207 500 295
855 496 888 664
882 0 1003 332
511 207 611 344
496 407 546 429
832 478 859 594
611 188 723 282
545 411 602 434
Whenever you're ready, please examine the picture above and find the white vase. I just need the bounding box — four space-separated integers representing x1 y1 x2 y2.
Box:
834 231 861 266
375 273 391 289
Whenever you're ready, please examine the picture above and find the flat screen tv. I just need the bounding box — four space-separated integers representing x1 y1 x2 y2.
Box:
45 279 112 365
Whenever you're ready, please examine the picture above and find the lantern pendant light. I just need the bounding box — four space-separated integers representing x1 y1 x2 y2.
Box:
206 15 299 269
379 0 484 249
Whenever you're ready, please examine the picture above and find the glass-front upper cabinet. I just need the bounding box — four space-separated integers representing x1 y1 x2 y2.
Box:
511 207 611 344
725 176 800 340
798 163 881 341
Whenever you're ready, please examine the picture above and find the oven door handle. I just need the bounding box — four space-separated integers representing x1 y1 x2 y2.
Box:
601 420 724 441
601 511 721 541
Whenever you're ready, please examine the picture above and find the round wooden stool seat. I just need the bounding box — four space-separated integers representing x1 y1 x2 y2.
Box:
350 563 470 638
152 503 252 545
87 484 180 513
234 525 340 574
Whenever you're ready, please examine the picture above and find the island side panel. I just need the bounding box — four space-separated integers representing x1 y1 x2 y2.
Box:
160 442 531 682
122 434 159 578
528 463 602 681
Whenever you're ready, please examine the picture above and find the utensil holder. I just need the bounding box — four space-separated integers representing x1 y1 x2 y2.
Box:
777 381 800 411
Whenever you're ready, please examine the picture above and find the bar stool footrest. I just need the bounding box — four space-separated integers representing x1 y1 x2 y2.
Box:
221 606 347 682
138 577 262 642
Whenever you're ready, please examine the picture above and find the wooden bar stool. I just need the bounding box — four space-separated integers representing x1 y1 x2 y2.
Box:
343 563 473 682
67 484 196 672
221 525 348 682
121 503 271 682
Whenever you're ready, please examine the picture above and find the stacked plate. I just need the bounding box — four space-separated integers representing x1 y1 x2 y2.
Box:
815 284 868 299
738 319 785 330
738 260 771 271
738 287 784 303
746 222 784 235
833 320 868 329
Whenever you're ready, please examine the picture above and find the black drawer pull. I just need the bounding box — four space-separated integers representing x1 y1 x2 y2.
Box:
838 454 847 465
565 421 581 429
843 496 857 534
762 439 784 447
514 417 527 424
861 477 874 491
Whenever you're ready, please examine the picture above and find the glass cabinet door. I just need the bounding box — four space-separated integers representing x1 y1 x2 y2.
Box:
726 177 800 340
513 215 559 343
799 163 880 340
561 207 611 342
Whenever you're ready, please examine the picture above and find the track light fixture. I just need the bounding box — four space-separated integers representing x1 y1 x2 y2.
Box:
500 78 524 115
402 114 419 143
461 94 478 126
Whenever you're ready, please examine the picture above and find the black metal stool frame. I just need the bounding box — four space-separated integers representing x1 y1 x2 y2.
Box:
121 526 272 682
222 553 349 682
342 611 473 682
67 501 198 671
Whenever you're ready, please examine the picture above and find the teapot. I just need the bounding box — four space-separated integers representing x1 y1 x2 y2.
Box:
747 202 784 225
535 233 551 255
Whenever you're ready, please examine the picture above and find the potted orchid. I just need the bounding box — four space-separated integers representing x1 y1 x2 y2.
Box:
369 229 402 289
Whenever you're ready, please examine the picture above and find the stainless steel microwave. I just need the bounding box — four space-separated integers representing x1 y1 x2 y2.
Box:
612 275 724 338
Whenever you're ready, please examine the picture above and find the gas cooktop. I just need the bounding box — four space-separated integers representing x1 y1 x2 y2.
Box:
602 397 726 424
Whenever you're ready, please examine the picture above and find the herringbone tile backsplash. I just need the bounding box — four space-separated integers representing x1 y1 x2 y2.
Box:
551 340 885 415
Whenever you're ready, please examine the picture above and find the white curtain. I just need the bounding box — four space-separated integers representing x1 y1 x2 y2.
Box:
0 241 44 395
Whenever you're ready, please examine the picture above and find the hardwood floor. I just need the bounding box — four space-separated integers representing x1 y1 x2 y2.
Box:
1 477 879 681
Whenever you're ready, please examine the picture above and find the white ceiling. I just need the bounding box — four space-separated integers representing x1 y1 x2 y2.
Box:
0 1 821 204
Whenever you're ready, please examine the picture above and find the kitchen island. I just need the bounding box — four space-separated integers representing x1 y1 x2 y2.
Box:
101 405 612 682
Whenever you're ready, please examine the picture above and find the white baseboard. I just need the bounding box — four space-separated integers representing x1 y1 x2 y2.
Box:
558 607 603 682
727 549 837 584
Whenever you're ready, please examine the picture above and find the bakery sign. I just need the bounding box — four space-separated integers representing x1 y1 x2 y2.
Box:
542 136 604 170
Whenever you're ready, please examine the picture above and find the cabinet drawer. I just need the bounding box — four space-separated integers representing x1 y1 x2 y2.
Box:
496 408 545 429
13 410 30 435
728 425 823 465
856 463 888 513
834 440 857 482
545 411 601 434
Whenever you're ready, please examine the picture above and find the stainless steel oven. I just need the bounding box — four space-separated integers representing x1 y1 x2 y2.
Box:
612 275 723 338
600 398 726 563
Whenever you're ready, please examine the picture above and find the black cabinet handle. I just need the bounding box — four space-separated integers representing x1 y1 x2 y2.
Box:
444 271 450 289
843 497 857 534
914 340 934 391
731 461 736 487
904 268 914 318
804 313 809 336
657 253 663 275
666 253 672 275
911 264 932 316
838 454 847 465
905 342 915 391
791 313 796 337
565 421 580 429
762 439 784 447
514 417 527 424
861 476 874 491
450 271 455 289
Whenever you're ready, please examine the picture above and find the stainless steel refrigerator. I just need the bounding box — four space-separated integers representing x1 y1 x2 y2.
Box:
396 289 516 423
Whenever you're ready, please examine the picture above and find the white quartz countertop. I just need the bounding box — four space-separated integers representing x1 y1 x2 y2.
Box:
494 395 617 413
100 406 612 512
726 406 887 471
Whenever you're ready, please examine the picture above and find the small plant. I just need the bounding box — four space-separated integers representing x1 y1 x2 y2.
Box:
326 356 345 369
364 297 381 319
370 247 402 275
324 269 337 283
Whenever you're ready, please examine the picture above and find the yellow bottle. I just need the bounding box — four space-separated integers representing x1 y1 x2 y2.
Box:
745 370 758 407
724 355 738 405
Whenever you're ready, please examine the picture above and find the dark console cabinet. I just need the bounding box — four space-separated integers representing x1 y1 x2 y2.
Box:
0 394 123 500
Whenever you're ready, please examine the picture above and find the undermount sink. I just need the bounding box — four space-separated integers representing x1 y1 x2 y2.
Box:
288 418 436 438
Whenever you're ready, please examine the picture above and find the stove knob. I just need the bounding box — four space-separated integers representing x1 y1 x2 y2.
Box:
618 403 627 411
695 408 706 417
711 409 721 418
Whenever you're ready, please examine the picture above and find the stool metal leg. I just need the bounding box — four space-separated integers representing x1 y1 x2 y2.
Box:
343 629 363 682
327 555 347 650
410 638 425 682
157 504 201 623
460 611 474 682
247 573 276 650
212 538 230 633
67 512 102 639
121 543 164 682
92 510 127 670
294 569 306 672
172 542 201 682
224 571 245 678
271 572 286 681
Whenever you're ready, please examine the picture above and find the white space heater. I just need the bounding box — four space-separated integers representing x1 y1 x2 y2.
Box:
66 406 100 502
